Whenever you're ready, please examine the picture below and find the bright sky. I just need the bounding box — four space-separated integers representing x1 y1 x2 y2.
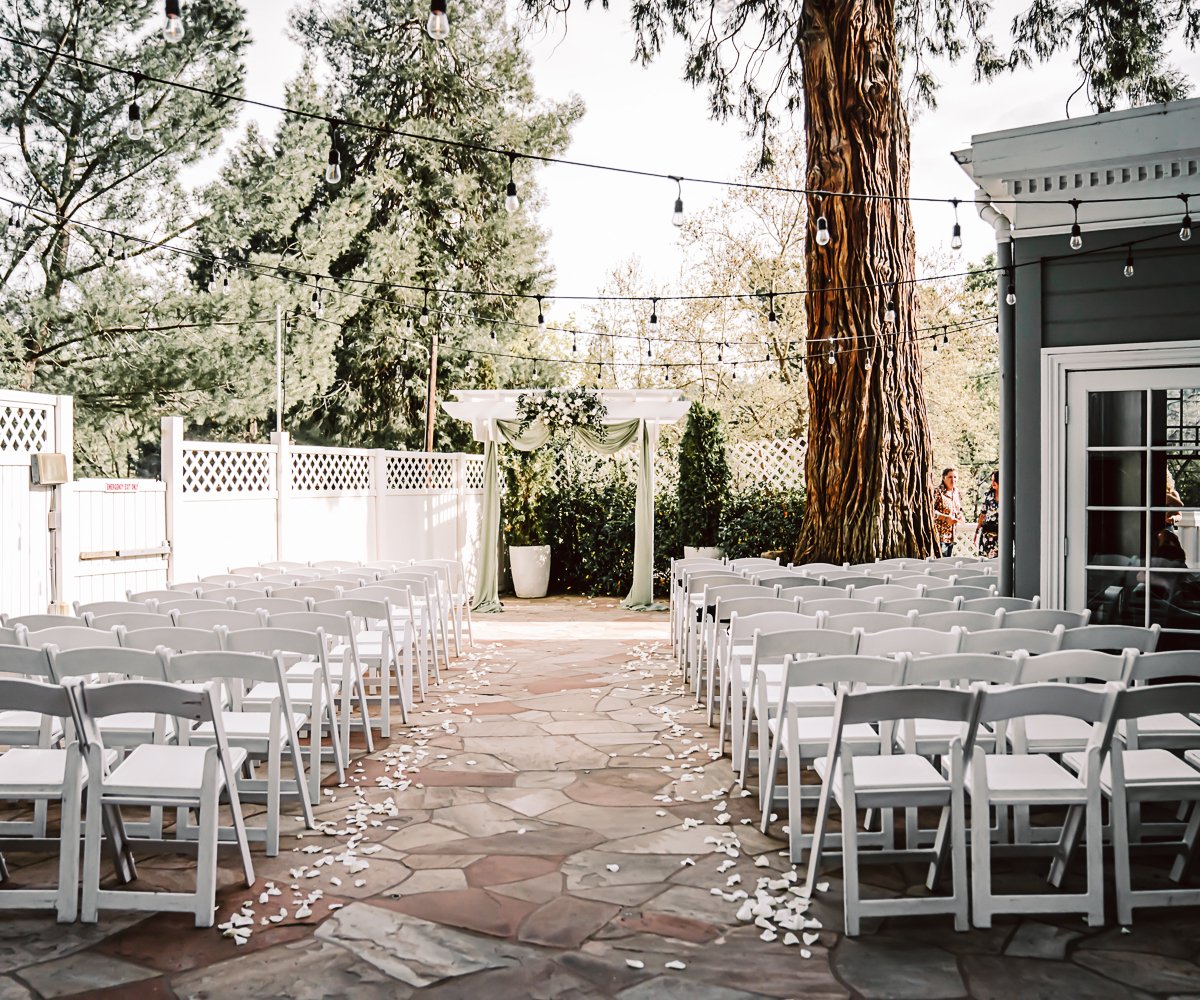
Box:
235 2 1200 300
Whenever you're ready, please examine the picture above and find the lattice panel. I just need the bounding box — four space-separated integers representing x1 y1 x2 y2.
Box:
387 454 456 492
181 447 273 494
292 450 372 492
729 438 807 490
0 403 50 453
463 456 486 491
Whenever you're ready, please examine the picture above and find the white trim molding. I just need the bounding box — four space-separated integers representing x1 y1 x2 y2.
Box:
1040 339 1200 610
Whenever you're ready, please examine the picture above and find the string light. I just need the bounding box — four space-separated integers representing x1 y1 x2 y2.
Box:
325 128 342 186
670 176 684 227
767 293 777 332
950 198 962 250
884 285 897 324
420 288 430 327
504 153 519 213
1181 195 1193 242
646 338 653 358
126 73 144 140
1005 267 1016 306
490 323 496 341
104 236 116 268
222 269 231 294
649 298 658 332
1124 245 1135 278
942 327 949 345
1069 198 1083 250
426 0 450 41
310 286 323 316
536 295 545 334
815 213 831 247
163 0 185 43
571 331 577 352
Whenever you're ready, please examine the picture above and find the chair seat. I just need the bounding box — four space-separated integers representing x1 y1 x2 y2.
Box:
815 753 948 795
1015 715 1094 753
0 710 63 744
104 744 247 799
1119 714 1200 744
976 754 1087 800
285 662 345 687
1065 748 1200 793
767 715 878 749
193 712 310 744
759 681 836 710
244 683 326 709
0 748 79 796
897 718 994 754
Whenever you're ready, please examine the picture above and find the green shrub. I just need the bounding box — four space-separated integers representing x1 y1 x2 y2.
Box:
501 449 552 547
676 404 730 548
717 485 807 560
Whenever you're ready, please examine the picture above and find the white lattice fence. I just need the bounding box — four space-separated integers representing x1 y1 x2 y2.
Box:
292 447 373 493
180 443 275 495
729 438 807 490
387 453 457 492
0 400 51 454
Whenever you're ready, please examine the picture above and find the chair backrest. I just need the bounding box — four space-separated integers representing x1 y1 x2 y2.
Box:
1060 624 1161 654
87 611 173 632
834 684 978 730
197 587 269 602
47 645 166 682
1126 649 1200 684
69 679 223 747
683 572 743 594
903 652 1024 686
199 574 256 588
728 610 821 640
781 653 903 695
28 626 122 652
232 596 312 615
174 609 266 632
853 584 927 602
0 625 21 646
885 572 941 587
704 584 772 613
258 573 327 587
800 598 881 617
976 681 1117 729
120 626 223 653
286 585 347 602
822 573 887 589
717 596 800 621
913 610 1003 633
0 645 54 681
922 565 961 579
308 560 356 571
753 627 859 663
753 572 815 589
0 676 75 719
924 585 997 601
824 611 915 634
792 562 847 574
1003 608 1091 631
343 586 417 613
73 600 143 617
223 626 326 659
961 596 1040 613
950 574 998 588
878 597 957 614
958 625 1064 656
227 566 266 578
781 585 853 602
165 649 285 690
1115 683 1200 749
312 597 394 627
1016 648 1132 684
154 598 229 615
129 588 197 603
266 610 356 641
4 614 87 632
856 626 963 657
728 557 779 571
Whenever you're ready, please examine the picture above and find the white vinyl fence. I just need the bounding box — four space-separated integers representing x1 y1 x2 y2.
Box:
162 417 485 585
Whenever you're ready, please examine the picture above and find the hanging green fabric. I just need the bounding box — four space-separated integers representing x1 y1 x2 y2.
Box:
472 416 662 612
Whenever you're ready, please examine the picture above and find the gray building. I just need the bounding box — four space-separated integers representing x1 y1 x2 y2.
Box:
954 99 1200 649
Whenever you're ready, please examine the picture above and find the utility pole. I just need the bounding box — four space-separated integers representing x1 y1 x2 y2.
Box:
275 303 283 433
424 329 439 453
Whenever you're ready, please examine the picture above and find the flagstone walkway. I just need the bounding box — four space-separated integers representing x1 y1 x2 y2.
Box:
2 597 1199 999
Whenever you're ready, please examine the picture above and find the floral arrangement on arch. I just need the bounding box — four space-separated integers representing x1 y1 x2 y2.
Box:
514 387 608 441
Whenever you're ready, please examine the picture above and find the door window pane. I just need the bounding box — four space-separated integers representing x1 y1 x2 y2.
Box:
1087 511 1145 564
1088 391 1145 447
1087 452 1144 508
1146 568 1200 632
1152 388 1200 447
1085 568 1145 626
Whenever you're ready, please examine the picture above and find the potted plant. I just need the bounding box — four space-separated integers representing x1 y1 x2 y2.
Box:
677 404 731 559
503 450 553 598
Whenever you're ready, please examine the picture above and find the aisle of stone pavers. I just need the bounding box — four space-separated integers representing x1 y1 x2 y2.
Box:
5 597 1200 1000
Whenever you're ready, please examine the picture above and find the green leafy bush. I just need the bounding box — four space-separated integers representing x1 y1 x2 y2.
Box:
676 404 730 548
501 449 552 547
717 485 807 560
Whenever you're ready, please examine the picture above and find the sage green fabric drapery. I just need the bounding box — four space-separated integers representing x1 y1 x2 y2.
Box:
470 417 662 612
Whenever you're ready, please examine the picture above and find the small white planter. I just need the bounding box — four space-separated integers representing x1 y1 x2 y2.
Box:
683 545 723 560
509 544 551 598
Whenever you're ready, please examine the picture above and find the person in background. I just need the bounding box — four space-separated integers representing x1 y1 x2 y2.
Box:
932 467 964 558
975 470 1000 558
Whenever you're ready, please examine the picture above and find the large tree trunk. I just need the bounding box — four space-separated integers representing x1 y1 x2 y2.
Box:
794 0 935 564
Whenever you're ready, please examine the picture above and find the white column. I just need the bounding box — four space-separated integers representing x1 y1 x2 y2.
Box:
161 416 184 585
372 448 387 562
271 431 291 562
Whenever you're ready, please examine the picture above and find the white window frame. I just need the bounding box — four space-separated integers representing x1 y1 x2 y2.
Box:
1040 340 1200 610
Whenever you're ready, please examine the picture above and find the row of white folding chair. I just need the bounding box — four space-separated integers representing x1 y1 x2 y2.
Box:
668 559 729 663
799 674 1200 934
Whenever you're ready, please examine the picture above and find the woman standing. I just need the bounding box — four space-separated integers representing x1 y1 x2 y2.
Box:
975 470 1000 558
932 468 964 558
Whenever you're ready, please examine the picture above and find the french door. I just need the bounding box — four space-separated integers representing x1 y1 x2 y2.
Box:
1066 367 1200 650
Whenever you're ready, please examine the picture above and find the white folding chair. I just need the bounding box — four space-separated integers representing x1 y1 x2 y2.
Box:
878 597 958 615
856 626 963 658
70 679 254 927
853 583 928 601
73 601 143 618
85 611 173 633
153 599 228 616
0 678 88 922
344 585 428 701
1060 624 1161 653
704 592 793 723
414 558 475 653
824 611 916 634
925 585 998 602
165 649 316 855
1004 609 1091 631
805 685 978 935
313 598 407 734
3 614 88 632
232 596 312 616
800 598 882 617
913 610 1004 632
968 682 1119 928
119 626 222 654
174 609 266 633
962 596 1041 613
959 626 1064 656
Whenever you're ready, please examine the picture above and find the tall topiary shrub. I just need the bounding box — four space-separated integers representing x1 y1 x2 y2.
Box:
676 404 731 550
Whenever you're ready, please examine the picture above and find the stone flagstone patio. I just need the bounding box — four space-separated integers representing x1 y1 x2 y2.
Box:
1 597 1199 999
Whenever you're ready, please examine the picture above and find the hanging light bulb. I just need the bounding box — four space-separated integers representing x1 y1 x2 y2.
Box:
884 286 896 325
662 365 670 385
731 363 737 382
504 153 519 213
932 338 939 353
1005 280 1016 306
325 142 342 186
163 0 185 42
310 286 322 316
490 323 496 341
126 100 143 140
950 198 962 250
419 305 430 327
942 327 949 345
886 343 895 361
767 292 777 332
103 235 118 268
1179 195 1193 242
1069 199 1082 250
1124 245 1135 278
531 362 539 380
221 269 231 294
402 341 409 362
717 346 723 363
536 295 545 334
815 215 831 247
649 298 658 331
670 176 684 227
426 0 450 41
646 339 653 359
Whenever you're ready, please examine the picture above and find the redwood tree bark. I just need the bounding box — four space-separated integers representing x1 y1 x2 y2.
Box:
793 0 935 564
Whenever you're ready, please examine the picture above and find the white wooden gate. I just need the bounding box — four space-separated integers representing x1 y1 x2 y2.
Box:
63 480 169 604
0 389 72 617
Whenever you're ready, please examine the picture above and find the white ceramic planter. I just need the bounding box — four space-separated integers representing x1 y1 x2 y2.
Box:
509 544 551 598
683 545 723 560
